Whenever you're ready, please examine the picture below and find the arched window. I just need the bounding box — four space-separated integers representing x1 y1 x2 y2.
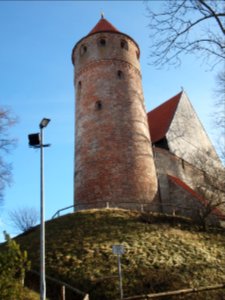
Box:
95 100 102 110
117 70 123 79
98 38 106 47
80 44 87 56
136 50 140 60
120 40 128 50
77 81 82 99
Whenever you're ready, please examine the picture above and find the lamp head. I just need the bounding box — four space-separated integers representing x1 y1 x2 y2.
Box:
28 133 40 147
39 118 51 129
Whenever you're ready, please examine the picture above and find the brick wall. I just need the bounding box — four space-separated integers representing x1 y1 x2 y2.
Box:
72 31 158 209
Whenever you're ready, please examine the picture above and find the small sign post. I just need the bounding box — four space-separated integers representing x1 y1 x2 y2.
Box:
112 245 125 299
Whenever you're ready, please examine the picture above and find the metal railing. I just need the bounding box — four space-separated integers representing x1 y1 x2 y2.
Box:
52 205 75 219
51 201 225 230
52 201 158 219
123 282 225 299
27 269 89 300
51 201 198 219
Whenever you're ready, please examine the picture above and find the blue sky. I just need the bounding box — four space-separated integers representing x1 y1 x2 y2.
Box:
0 1 221 241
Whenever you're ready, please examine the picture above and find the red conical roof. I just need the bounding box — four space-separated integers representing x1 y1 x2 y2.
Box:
88 17 120 35
72 16 140 65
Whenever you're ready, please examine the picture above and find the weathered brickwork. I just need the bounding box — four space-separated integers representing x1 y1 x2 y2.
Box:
72 29 158 209
154 147 225 219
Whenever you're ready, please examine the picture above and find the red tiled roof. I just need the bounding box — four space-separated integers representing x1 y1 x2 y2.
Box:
147 92 182 143
88 17 120 35
168 175 225 220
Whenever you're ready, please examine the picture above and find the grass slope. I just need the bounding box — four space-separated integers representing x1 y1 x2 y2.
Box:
23 288 40 300
16 209 225 300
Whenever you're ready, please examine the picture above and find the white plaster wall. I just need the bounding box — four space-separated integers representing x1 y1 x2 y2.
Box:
154 148 225 216
166 92 223 172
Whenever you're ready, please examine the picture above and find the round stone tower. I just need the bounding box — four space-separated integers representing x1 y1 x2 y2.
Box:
72 16 158 210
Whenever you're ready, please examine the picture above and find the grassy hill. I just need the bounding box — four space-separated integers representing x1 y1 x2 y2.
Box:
23 288 40 300
16 209 225 300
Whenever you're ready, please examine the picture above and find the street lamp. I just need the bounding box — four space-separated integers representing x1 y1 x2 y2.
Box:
40 118 50 129
28 118 51 300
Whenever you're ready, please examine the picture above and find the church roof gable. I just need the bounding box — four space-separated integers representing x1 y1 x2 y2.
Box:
147 91 182 143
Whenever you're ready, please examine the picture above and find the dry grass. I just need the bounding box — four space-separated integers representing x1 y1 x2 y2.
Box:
22 287 40 300
15 209 225 300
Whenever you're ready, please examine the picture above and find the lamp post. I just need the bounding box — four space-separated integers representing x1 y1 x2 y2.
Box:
28 118 51 300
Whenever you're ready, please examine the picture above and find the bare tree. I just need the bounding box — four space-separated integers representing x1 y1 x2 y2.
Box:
145 0 225 68
183 149 225 229
196 188 225 230
0 107 17 203
214 68 225 163
145 0 225 163
9 207 39 233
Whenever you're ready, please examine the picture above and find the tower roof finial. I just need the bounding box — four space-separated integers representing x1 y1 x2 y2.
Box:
101 11 104 19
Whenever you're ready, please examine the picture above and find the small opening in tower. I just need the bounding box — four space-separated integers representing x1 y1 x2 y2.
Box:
136 50 140 60
117 70 123 79
120 40 128 50
77 81 82 98
80 44 87 56
95 100 102 110
99 38 106 46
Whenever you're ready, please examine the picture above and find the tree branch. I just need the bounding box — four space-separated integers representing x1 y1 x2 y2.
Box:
146 0 225 68
198 0 225 35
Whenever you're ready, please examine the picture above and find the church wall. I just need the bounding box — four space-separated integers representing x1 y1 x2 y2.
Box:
154 147 204 191
154 147 225 218
167 179 220 226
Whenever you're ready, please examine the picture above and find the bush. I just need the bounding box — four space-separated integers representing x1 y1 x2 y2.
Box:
0 231 31 299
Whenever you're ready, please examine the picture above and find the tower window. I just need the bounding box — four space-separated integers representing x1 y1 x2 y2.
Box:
80 44 87 56
117 70 123 79
77 81 82 99
95 101 102 110
120 40 128 50
136 50 140 60
98 38 106 47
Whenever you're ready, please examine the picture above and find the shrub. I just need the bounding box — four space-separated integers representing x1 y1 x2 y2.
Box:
0 231 31 299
